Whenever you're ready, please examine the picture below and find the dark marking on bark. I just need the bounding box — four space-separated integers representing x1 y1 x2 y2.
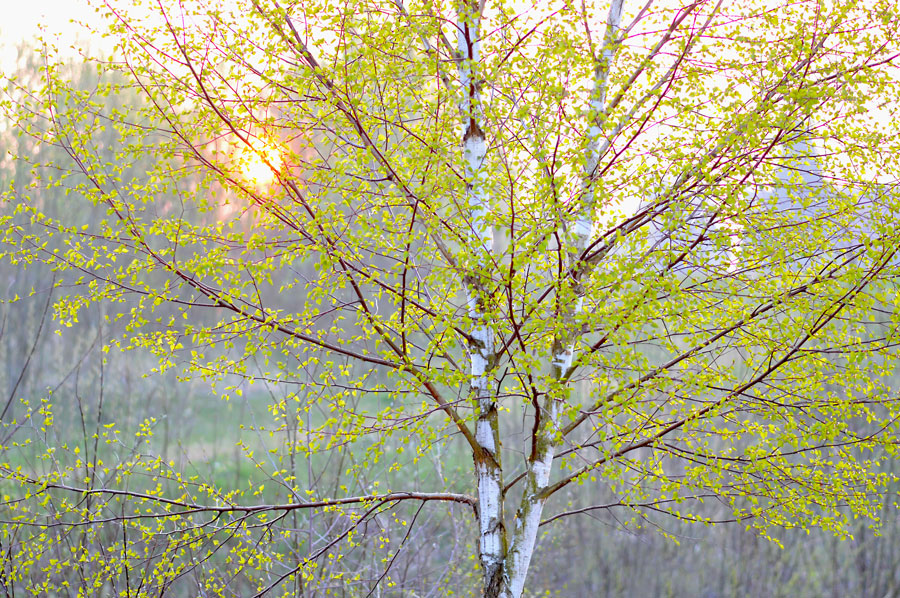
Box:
484 562 505 598
464 118 485 143
529 388 542 462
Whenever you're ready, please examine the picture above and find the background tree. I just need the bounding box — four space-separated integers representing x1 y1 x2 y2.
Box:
4 0 900 596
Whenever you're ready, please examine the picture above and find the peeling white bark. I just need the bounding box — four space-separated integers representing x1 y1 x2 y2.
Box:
475 419 495 452
503 397 561 597
506 448 555 598
580 0 625 247
572 216 595 242
585 0 624 176
464 108 490 248
552 347 575 372
457 1 626 594
476 462 503 576
499 3 627 598
456 4 507 596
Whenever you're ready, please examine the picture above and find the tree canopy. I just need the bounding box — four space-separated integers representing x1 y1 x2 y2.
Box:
4 0 900 596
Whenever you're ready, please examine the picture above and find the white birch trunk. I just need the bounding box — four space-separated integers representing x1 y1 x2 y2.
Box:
499 3 625 596
456 4 506 595
456 1 623 595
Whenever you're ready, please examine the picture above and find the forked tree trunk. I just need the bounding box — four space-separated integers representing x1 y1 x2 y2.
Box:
457 1 624 595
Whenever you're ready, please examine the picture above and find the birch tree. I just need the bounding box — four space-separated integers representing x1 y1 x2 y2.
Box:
4 0 900 596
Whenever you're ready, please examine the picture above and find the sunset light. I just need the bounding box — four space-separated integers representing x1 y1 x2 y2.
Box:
8 0 900 594
236 138 283 186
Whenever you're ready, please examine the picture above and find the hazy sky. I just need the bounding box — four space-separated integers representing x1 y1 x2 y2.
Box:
1 1 97 71
6 1 91 38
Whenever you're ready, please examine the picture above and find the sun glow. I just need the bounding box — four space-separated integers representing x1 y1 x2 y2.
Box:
236 138 283 186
